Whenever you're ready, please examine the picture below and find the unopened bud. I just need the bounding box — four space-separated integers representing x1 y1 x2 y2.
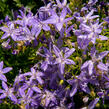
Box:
90 91 95 97
83 96 89 103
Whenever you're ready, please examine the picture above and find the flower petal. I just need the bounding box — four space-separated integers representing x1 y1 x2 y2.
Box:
36 77 44 85
88 98 99 109
0 27 9 32
0 74 7 82
2 81 8 91
99 35 108 40
31 68 36 74
59 63 65 74
0 61 3 70
81 61 89 69
53 45 62 57
70 81 78 97
60 8 67 20
2 67 12 74
41 61 48 71
65 59 75 65
65 48 75 58
0 93 7 99
19 88 25 98
42 24 50 31
88 61 94 75
1 33 10 39
9 93 17 103
98 51 109 60
55 23 63 31
32 86 41 93
97 62 108 71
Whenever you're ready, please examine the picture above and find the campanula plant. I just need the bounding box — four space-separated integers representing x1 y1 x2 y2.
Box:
0 0 109 109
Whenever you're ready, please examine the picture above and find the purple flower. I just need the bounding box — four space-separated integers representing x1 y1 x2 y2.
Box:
16 26 35 41
79 22 108 43
30 17 50 38
41 90 57 108
56 0 71 13
81 49 109 75
20 79 42 94
77 38 90 50
13 73 26 89
24 68 44 85
0 81 17 103
0 22 19 41
43 8 73 31
81 60 94 75
82 22 108 43
68 72 90 97
0 20 3 24
37 45 54 71
76 9 99 23
53 45 75 74
18 88 35 109
0 61 12 82
16 9 33 26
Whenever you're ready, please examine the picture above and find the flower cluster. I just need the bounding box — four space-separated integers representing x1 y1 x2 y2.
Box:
0 0 109 109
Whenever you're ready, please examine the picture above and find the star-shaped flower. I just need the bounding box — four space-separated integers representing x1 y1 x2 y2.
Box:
81 47 109 75
43 8 73 31
0 22 19 41
79 22 108 43
76 9 99 23
0 81 17 103
24 67 44 85
53 45 75 74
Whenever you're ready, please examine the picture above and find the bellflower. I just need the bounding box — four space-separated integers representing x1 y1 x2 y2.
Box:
0 81 17 103
40 47 54 71
0 61 12 82
38 2 54 18
76 9 99 23
16 26 35 41
79 22 108 43
77 38 90 50
24 67 44 85
0 22 19 41
18 88 34 109
68 71 90 97
53 45 75 74
41 90 57 108
30 17 50 38
20 80 42 94
16 10 33 27
37 43 54 71
43 8 73 31
40 1 53 10
81 47 109 75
